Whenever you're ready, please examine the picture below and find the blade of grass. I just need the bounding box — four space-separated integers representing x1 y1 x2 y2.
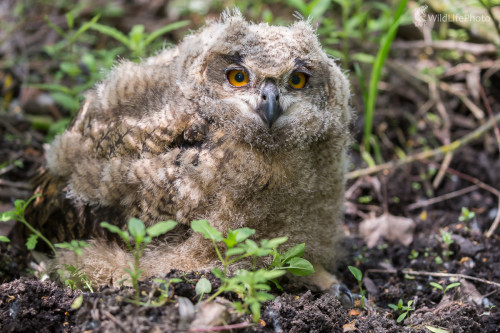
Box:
363 0 408 151
143 20 190 47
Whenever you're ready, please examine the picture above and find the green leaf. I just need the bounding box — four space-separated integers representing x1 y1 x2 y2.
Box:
0 236 10 242
70 294 83 310
100 222 129 242
250 301 261 322
309 0 331 19
282 243 305 262
195 277 212 295
429 282 444 290
285 257 315 276
226 247 245 257
146 220 177 237
0 211 16 222
55 242 71 249
348 266 363 282
396 312 407 323
388 303 398 311
190 220 223 242
234 227 255 243
66 12 74 29
26 234 39 250
266 237 288 249
128 217 146 243
212 267 223 278
445 282 461 292
260 269 286 280
89 22 130 47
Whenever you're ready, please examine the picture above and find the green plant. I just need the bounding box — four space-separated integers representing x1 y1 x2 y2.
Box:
149 278 182 306
0 194 56 255
100 217 178 304
361 0 408 152
438 229 454 260
348 265 366 307
408 249 419 260
190 219 314 322
89 20 189 58
459 207 476 223
429 281 461 296
195 277 212 303
59 264 94 292
388 299 415 323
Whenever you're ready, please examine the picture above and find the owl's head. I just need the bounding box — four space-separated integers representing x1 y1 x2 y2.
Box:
171 10 352 151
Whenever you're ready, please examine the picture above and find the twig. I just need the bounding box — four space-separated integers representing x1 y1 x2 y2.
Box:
407 185 479 211
0 179 32 189
102 310 128 332
189 321 253 332
367 268 500 289
422 160 499 196
481 85 500 238
392 40 497 55
347 112 500 179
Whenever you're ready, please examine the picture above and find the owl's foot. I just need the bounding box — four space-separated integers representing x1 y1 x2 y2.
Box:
328 283 353 308
307 263 353 308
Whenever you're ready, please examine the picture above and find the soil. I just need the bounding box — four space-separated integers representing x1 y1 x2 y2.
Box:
1 1 500 332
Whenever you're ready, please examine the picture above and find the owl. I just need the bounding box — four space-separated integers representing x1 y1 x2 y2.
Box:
24 10 353 298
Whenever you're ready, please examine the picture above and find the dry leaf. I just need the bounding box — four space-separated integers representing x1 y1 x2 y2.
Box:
359 213 415 248
342 319 357 332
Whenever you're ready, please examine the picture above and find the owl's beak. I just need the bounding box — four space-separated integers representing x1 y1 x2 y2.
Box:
258 81 282 128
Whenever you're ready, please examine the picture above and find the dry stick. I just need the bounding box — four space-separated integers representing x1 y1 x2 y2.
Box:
367 268 500 289
346 112 500 180
429 80 452 189
407 185 479 211
422 160 499 197
481 85 500 238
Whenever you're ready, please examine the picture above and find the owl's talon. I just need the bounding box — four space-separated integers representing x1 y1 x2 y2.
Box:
329 283 353 309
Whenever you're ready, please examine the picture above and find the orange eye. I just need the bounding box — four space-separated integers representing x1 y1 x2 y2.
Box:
227 69 249 87
288 72 308 89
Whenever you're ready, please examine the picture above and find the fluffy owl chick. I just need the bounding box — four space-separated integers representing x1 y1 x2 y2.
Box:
25 10 353 294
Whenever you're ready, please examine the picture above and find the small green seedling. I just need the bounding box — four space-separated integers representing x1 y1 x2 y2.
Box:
191 219 314 322
100 218 178 304
0 194 56 255
348 266 366 307
149 278 182 306
195 277 212 303
438 229 454 261
430 281 461 296
388 299 415 323
59 264 94 293
408 249 419 260
459 207 476 222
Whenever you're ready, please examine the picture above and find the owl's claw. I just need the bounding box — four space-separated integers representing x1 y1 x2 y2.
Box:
329 283 353 308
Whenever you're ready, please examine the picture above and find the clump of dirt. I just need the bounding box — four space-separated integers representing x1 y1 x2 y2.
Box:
0 278 80 333
256 291 349 333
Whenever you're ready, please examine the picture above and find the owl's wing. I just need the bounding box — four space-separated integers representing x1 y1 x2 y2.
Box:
21 59 209 243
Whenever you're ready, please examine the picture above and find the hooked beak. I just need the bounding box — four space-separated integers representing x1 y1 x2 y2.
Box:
257 80 282 128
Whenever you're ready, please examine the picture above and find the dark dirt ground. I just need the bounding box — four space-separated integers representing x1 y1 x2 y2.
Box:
1 1 500 332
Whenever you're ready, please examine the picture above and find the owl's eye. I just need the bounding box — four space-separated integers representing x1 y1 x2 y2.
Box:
288 72 308 89
227 69 249 87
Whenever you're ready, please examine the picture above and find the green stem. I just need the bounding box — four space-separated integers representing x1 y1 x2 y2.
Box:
19 216 56 255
